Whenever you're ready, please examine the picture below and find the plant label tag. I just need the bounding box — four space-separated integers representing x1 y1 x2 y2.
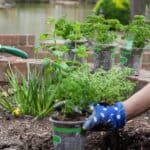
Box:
53 135 61 145
125 40 133 50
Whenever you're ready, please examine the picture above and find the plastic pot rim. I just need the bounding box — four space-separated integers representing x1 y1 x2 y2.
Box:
49 117 85 125
94 43 117 47
120 47 145 51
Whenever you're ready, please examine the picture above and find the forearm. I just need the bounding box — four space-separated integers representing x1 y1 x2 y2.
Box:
123 83 150 121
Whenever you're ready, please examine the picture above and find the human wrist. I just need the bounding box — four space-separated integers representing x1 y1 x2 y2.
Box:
112 102 126 129
122 99 137 121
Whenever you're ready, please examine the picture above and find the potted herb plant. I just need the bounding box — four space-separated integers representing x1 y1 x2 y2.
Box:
81 15 118 71
38 17 87 63
50 66 136 150
50 17 88 63
120 15 150 75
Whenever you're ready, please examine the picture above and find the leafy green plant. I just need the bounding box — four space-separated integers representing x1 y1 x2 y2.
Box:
54 17 83 41
54 66 135 116
39 17 88 62
105 18 124 31
93 23 117 46
94 67 136 104
54 65 99 115
81 15 117 50
124 15 150 48
83 15 123 31
40 17 84 42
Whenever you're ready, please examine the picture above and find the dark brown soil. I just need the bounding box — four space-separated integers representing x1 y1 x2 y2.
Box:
0 109 149 150
0 110 53 150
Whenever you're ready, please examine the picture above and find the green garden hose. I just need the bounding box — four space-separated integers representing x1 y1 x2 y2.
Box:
0 45 28 59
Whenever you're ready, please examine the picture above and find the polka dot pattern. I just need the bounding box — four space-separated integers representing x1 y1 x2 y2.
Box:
83 102 126 130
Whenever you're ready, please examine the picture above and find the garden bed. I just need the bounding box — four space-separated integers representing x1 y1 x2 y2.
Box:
0 70 150 149
0 110 149 150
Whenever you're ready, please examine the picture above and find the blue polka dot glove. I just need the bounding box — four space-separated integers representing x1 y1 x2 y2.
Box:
83 102 126 130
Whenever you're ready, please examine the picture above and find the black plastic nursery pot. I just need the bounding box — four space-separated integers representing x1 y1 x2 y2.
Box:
93 44 115 71
120 48 143 76
50 117 86 150
67 50 86 63
64 40 88 63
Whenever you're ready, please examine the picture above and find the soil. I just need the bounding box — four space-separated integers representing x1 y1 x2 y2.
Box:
0 81 149 150
0 109 149 150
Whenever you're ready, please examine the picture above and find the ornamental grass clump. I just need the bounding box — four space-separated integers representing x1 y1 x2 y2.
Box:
0 68 56 118
0 57 82 119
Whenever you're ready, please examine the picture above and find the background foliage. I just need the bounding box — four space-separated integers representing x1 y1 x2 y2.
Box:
93 0 130 24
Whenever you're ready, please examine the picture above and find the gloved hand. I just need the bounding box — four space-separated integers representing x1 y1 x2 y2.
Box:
83 102 126 130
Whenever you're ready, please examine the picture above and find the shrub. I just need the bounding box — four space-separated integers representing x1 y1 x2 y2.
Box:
93 0 130 24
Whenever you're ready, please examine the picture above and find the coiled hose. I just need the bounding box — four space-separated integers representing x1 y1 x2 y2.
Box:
0 45 28 59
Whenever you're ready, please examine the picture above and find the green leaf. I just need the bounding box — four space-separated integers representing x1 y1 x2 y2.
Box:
59 62 69 70
42 58 50 67
76 45 88 57
52 50 64 57
39 33 49 41
120 57 128 64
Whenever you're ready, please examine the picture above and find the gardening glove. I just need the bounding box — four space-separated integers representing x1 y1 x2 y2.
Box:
83 102 126 130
